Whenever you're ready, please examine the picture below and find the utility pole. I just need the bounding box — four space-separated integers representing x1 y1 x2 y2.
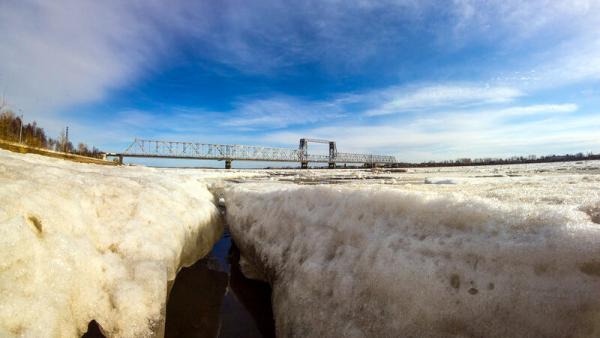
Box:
65 126 69 152
18 110 23 143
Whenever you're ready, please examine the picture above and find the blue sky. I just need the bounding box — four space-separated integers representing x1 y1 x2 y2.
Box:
1 0 600 164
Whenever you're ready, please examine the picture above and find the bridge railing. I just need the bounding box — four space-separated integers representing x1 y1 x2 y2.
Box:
123 139 305 162
336 152 396 164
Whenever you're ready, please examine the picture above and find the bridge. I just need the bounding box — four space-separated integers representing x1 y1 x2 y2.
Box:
106 138 397 169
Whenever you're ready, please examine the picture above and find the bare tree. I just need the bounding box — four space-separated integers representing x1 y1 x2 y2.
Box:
77 142 89 154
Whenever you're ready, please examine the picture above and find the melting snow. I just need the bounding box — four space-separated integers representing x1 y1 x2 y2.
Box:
3 147 600 337
0 150 226 337
225 163 600 337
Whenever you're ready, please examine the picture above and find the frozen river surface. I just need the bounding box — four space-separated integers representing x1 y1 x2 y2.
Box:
1 149 600 337
225 161 600 337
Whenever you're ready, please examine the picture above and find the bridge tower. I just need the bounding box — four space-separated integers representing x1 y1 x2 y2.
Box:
299 138 309 169
328 141 337 169
299 138 337 169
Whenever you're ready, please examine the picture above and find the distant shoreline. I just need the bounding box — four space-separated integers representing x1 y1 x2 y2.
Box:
396 156 600 168
0 139 115 166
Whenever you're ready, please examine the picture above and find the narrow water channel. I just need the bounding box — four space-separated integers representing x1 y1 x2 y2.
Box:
82 228 274 338
165 229 276 338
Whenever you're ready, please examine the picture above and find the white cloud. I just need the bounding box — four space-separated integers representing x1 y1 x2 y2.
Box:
0 0 194 121
491 104 578 117
183 0 435 73
214 84 524 130
407 104 579 131
534 38 600 88
261 103 592 162
447 0 600 45
70 82 562 146
363 85 522 116
216 83 526 129
185 0 600 76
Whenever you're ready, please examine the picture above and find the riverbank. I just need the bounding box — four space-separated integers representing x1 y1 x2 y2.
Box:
0 139 115 165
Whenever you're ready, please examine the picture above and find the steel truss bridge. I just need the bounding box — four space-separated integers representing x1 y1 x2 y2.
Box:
106 138 397 168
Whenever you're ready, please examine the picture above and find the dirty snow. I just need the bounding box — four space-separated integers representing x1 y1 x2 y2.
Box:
0 149 235 337
225 161 600 337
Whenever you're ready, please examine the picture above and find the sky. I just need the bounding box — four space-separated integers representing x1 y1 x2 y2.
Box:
1 0 600 165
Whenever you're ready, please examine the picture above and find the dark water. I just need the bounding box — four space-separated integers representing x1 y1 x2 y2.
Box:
83 230 275 338
165 229 275 338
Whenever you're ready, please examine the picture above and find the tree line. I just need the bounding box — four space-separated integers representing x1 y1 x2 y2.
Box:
396 152 600 167
0 111 103 158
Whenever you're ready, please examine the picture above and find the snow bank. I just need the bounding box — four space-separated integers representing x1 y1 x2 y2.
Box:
0 149 223 337
225 183 600 337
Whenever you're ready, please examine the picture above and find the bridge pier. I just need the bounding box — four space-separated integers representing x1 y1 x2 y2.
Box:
301 161 308 169
118 155 123 165
225 160 232 169
328 162 336 169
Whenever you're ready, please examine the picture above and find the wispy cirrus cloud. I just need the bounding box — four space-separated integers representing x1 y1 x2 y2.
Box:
490 104 578 117
3 0 599 116
0 0 185 118
220 97 344 129
408 104 579 131
216 83 525 129
101 83 527 137
362 85 523 116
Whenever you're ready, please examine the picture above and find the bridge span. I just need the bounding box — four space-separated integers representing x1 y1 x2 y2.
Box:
106 138 397 169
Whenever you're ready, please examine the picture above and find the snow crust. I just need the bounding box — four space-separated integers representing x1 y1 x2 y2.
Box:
225 175 600 337
4 147 600 337
0 149 225 337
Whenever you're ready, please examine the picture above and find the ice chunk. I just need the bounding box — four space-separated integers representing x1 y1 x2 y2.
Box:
424 177 459 184
0 149 223 337
225 183 600 338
